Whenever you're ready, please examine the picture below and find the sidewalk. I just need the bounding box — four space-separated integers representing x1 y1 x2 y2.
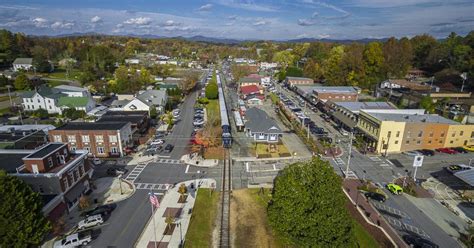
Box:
42 176 135 248
180 153 218 167
135 179 216 248
343 179 408 248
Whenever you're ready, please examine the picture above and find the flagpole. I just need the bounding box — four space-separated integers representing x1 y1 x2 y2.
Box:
150 190 158 248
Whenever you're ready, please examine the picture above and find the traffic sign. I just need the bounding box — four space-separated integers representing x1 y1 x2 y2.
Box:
413 155 424 167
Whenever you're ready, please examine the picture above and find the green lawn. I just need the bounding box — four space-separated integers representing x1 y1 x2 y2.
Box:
269 92 279 104
353 220 380 248
47 68 82 80
185 188 220 248
205 99 220 126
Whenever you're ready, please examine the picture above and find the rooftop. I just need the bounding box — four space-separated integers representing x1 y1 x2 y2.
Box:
24 143 65 159
54 85 87 92
364 111 459 124
333 101 395 113
240 85 260 95
136 89 167 107
0 151 31 173
55 121 130 131
313 86 358 94
245 107 282 134
286 76 313 81
13 58 32 65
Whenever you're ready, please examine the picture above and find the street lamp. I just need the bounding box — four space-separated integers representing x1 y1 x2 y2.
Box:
118 174 123 195
6 85 13 107
177 221 183 247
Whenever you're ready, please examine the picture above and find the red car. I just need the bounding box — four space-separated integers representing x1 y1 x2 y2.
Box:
436 148 458 154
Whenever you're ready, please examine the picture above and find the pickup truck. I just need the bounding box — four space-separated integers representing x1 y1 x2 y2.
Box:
53 231 92 248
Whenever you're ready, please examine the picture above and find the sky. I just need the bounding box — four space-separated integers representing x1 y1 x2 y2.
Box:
0 0 473 40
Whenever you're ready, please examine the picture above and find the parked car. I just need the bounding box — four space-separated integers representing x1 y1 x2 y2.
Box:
150 139 164 145
452 147 468 153
403 150 422 156
82 204 116 217
417 149 435 156
164 144 174 153
54 231 92 248
92 158 102 166
436 148 458 154
107 167 127 176
124 146 137 155
364 192 386 202
340 129 349 136
78 214 103 230
386 183 403 195
445 164 472 174
402 235 439 248
463 145 474 152
193 119 205 126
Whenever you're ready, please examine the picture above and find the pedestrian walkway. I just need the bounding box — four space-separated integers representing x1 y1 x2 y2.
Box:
333 157 345 166
155 158 182 165
134 183 172 191
135 179 216 248
125 163 148 182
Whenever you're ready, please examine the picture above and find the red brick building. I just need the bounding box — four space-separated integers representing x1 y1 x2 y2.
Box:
49 122 132 157
2 143 92 218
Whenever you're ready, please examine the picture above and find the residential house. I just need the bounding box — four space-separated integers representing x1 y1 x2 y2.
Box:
379 79 433 91
49 122 132 157
0 143 92 219
12 58 33 72
98 111 150 135
21 85 96 114
357 109 474 154
122 89 168 113
245 107 282 143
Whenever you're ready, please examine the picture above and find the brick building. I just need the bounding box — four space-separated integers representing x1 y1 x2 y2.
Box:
313 86 359 103
285 77 314 87
49 122 132 157
1 143 92 218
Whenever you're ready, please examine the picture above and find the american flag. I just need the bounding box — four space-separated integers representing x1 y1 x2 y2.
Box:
149 193 160 208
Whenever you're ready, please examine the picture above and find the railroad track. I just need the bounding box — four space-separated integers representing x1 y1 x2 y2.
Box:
219 149 232 247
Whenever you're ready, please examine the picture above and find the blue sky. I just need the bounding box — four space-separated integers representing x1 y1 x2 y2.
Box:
0 0 473 40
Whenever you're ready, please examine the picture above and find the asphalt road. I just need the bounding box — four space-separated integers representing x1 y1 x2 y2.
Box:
88 71 216 247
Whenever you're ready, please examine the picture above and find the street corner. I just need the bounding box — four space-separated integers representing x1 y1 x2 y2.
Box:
90 176 136 205
181 153 219 167
321 145 343 158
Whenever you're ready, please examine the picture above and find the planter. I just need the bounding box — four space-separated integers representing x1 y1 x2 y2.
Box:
178 194 188 203
163 224 176 235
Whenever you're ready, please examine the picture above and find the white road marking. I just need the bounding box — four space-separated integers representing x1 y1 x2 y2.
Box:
134 183 171 191
185 164 190 173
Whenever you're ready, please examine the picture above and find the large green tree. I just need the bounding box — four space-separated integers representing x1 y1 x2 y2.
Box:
323 45 345 85
363 42 385 89
268 158 355 247
14 72 30 90
0 171 51 247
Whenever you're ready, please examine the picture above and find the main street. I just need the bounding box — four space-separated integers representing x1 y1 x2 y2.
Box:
89 71 216 247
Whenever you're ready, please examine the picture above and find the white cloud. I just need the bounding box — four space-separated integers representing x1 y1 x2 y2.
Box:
51 21 74 29
253 19 270 26
215 0 278 12
33 17 48 28
198 4 213 11
298 18 317 26
123 17 152 25
90 16 102 23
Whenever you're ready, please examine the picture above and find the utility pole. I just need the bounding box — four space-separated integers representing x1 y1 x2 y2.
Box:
345 131 353 178
460 72 467 92
6 85 13 107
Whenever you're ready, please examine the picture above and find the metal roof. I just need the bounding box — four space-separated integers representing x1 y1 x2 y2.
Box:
366 112 458 124
333 101 395 113
453 168 474 187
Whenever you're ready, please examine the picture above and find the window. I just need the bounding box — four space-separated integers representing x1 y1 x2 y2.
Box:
428 140 432 144
418 131 423 137
82 135 90 143
67 135 76 143
63 177 69 189
109 135 118 143
48 157 53 167
53 135 62 142
429 131 433 137
79 165 85 176
460 131 464 136
84 147 90 152
48 99 50 103
71 146 76 151
387 131 391 138
37 99 40 103
97 147 105 154
452 132 456 137
395 141 399 144
407 131 411 138
450 140 454 144
95 135 104 143
406 140 410 144
439 140 443 144
74 170 80 181
49 106 51 109
441 132 445 137
31 164 39 174
111 147 118 154
417 140 421 144
396 131 400 138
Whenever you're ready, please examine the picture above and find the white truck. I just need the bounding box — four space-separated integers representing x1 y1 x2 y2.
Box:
53 231 92 248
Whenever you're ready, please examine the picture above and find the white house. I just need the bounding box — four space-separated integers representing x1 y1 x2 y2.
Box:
117 89 168 113
13 58 33 72
21 85 95 114
245 107 282 143
260 62 278 70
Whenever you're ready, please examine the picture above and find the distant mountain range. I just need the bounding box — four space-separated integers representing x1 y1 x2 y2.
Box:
47 32 388 44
